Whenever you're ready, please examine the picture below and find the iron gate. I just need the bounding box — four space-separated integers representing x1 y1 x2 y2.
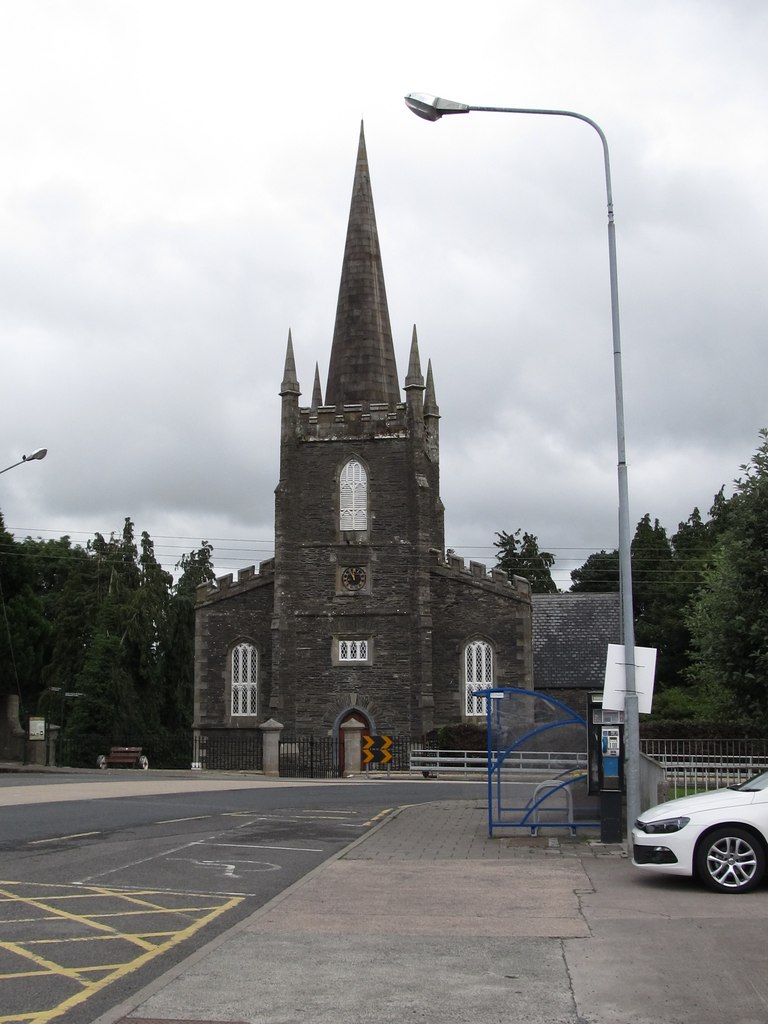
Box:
192 732 263 771
279 735 340 778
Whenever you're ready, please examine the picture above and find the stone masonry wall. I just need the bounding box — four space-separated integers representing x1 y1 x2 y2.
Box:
273 421 438 735
430 557 533 727
194 566 275 730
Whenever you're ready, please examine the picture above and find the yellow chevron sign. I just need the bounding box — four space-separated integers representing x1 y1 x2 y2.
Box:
362 734 393 765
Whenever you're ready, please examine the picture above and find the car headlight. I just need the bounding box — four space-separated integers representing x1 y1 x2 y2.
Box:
635 816 690 835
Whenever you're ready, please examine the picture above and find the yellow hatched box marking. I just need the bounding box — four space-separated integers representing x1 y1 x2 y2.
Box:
0 880 243 1024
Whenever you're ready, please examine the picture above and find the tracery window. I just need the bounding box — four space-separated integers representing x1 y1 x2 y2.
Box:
338 638 369 663
340 459 368 531
231 643 258 716
465 639 493 717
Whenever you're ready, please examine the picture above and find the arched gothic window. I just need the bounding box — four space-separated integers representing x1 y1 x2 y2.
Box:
340 459 368 531
465 639 493 717
231 643 258 717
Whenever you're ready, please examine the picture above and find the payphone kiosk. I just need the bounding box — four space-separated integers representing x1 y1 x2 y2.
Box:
588 693 625 842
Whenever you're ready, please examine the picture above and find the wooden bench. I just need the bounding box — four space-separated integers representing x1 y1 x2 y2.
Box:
97 746 149 770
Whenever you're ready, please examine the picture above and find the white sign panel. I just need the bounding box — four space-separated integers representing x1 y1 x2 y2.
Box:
603 644 657 714
28 717 46 740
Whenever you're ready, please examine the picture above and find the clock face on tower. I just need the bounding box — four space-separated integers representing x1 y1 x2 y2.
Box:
341 565 367 591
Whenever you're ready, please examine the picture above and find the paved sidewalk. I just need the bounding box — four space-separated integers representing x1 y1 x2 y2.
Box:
8 773 768 1023
96 796 768 1024
101 801 628 1024
7 770 767 1023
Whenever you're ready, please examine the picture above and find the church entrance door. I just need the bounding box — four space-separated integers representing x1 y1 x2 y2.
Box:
337 709 372 774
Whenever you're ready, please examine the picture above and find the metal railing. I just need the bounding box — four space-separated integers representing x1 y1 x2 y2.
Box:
279 735 339 778
56 731 193 770
640 738 768 795
409 748 587 776
193 732 263 772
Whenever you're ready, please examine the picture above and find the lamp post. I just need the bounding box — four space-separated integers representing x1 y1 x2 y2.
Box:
405 92 640 835
0 448 48 475
1 445 48 765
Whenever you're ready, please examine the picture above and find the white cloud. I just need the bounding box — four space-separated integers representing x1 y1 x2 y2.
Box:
1 0 766 589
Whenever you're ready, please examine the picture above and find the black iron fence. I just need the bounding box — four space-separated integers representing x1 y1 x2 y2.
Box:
192 732 263 772
279 735 340 778
48 732 768 789
361 734 428 773
53 730 431 777
56 731 193 770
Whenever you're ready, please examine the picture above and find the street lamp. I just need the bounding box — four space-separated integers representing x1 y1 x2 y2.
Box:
405 91 640 835
0 448 48 475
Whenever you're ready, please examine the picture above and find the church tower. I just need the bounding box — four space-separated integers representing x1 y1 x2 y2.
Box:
193 126 532 748
273 124 445 735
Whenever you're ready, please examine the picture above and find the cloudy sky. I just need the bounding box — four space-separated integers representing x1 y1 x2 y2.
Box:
1 1 766 589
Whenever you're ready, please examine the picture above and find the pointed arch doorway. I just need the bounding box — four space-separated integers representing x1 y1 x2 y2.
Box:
336 707 373 774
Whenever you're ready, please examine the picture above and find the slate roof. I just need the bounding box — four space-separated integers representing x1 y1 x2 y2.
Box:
532 592 622 690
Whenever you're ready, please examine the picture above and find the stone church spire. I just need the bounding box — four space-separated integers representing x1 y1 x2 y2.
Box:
325 123 400 407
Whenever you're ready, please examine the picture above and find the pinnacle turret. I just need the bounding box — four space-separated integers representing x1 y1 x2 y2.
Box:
404 325 425 392
311 363 323 409
280 330 300 397
424 359 439 418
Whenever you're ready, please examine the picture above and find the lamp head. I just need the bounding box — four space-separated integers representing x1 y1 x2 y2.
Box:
23 448 47 462
404 93 470 121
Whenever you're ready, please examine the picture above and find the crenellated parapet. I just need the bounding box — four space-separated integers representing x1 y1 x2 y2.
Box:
429 547 531 599
297 401 410 441
196 558 275 604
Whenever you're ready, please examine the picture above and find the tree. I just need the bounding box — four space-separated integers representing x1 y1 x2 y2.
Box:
659 506 722 693
67 519 171 740
35 537 102 716
631 514 675 671
160 542 216 728
686 429 768 720
494 529 557 594
569 510 723 693
0 516 50 717
1 511 218 752
174 542 217 597
569 549 619 592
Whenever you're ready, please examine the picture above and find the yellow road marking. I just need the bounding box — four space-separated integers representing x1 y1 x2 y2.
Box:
362 807 393 826
2 962 137 978
1 940 94 984
0 885 157 951
0 881 243 1024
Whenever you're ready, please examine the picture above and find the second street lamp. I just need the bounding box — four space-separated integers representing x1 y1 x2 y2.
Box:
0 448 48 476
405 91 640 836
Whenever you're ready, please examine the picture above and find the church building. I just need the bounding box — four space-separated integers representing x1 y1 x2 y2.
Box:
192 126 533 746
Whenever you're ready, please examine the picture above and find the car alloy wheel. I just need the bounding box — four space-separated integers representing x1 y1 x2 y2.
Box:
696 827 766 893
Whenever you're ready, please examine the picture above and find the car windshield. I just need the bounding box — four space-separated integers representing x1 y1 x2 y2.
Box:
733 771 768 792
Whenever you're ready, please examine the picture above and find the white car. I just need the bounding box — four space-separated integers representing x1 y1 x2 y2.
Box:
632 771 768 893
